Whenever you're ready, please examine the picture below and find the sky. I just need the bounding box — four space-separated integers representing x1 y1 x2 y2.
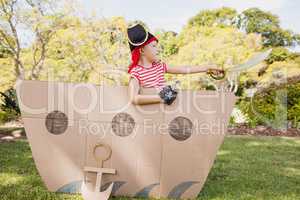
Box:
75 0 300 51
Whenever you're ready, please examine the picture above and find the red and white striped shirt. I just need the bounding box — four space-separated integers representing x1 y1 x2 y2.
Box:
129 61 168 90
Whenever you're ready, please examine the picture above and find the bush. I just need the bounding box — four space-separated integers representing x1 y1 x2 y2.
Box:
0 88 21 123
265 47 292 65
0 111 9 125
238 82 300 128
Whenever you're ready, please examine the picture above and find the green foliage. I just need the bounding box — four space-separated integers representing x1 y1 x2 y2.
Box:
288 102 300 128
0 88 20 122
262 28 295 47
188 7 237 27
293 33 300 46
43 16 130 84
0 46 13 58
236 8 279 33
238 82 300 128
266 47 291 64
236 8 278 30
0 112 9 125
287 83 300 127
156 31 179 58
173 26 261 66
236 8 298 47
257 61 300 89
164 25 262 90
238 98 261 127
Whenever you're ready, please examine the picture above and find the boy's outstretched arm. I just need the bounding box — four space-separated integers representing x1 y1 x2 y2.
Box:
128 78 163 105
166 64 219 74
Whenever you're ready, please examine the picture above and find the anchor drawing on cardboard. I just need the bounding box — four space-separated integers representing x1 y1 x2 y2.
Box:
14 23 271 200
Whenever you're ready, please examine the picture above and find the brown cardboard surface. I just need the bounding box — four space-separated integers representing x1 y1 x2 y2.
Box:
16 80 55 119
16 79 89 120
88 86 163 124
17 80 237 199
81 167 116 200
84 122 162 198
159 90 236 199
63 82 98 120
22 117 86 192
159 134 218 198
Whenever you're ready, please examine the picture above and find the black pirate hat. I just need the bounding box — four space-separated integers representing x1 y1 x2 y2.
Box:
127 23 158 73
127 23 157 51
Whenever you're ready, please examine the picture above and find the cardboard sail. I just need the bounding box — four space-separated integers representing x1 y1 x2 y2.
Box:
16 79 237 199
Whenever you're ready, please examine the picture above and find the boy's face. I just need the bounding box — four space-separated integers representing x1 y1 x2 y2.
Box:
141 40 160 62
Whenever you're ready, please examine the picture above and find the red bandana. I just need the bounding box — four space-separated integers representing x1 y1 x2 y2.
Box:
128 36 158 73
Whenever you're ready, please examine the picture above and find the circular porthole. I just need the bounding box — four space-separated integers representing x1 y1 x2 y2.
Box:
168 116 193 141
111 112 135 137
45 110 68 135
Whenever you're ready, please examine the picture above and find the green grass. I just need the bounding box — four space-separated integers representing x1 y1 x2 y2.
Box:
0 136 299 200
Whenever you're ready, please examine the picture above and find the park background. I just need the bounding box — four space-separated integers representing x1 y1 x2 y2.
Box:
0 0 299 200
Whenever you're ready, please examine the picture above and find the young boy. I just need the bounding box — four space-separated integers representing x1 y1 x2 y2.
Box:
127 23 223 105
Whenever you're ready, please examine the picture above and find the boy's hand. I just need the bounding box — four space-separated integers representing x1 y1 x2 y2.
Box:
207 68 224 75
159 85 178 105
206 68 225 80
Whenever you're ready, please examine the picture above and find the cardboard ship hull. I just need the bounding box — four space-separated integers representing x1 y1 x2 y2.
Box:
16 79 237 199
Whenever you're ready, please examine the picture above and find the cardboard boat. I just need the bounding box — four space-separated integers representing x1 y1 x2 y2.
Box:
16 79 237 199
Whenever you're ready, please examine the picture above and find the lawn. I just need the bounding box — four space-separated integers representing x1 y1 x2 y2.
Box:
0 136 299 200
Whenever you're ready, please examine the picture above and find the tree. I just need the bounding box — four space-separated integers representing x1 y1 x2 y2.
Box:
0 0 66 80
265 47 291 64
188 7 237 28
45 16 130 84
0 87 20 121
236 8 299 47
156 30 179 58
